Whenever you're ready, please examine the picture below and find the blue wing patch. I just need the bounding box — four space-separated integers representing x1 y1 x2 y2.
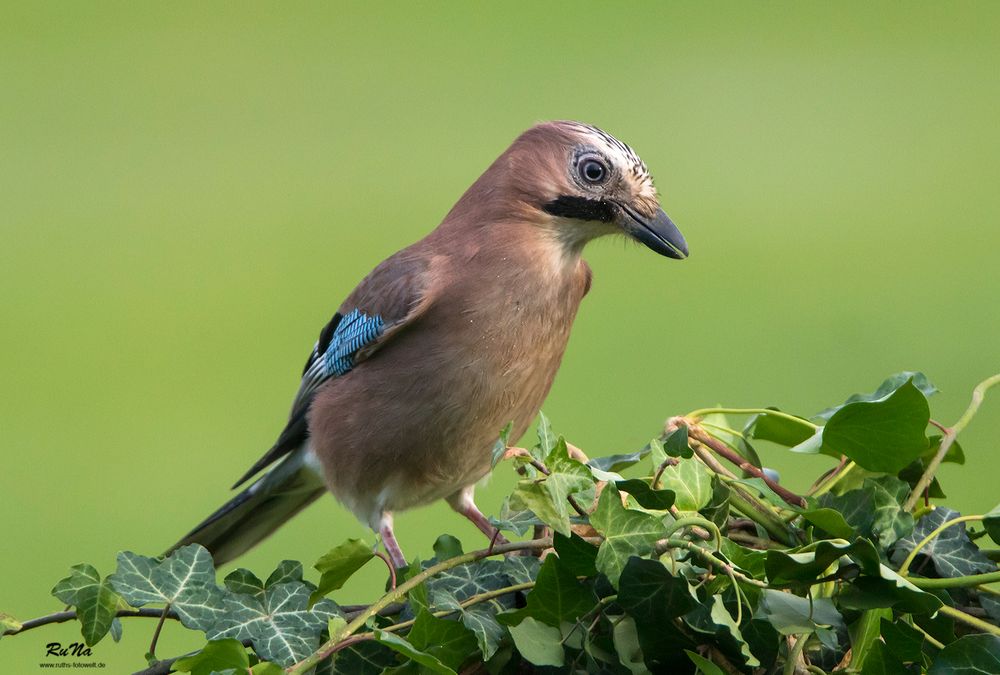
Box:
322 308 385 376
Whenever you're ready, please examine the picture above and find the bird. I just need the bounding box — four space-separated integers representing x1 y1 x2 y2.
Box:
170 120 688 568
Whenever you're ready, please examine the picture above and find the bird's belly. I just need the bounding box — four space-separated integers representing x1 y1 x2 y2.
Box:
307 309 575 526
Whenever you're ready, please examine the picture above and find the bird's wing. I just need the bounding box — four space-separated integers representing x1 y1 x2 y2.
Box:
231 253 435 488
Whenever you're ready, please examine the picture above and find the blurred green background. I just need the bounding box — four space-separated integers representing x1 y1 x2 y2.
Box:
3 2 999 671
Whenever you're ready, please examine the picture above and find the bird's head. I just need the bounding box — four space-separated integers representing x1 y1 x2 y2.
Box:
504 120 688 260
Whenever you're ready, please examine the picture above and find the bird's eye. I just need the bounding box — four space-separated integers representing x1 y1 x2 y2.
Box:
579 158 608 184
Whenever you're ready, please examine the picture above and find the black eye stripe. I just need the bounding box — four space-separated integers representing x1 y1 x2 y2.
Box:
543 195 616 222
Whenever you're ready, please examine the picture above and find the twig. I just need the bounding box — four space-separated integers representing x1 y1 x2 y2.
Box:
904 373 1000 511
372 550 397 590
907 569 1000 589
936 604 1000 637
7 608 179 636
132 640 253 675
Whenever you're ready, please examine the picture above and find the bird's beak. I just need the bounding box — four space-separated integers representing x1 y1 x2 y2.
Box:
617 203 688 259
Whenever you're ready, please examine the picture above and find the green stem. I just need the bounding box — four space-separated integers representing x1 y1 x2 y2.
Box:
937 604 1000 637
903 373 1000 511
724 478 796 546
907 569 1000 589
687 407 818 432
809 461 856 498
898 515 983 576
288 538 554 674
783 633 810 675
661 538 769 588
664 516 723 552
381 581 536 633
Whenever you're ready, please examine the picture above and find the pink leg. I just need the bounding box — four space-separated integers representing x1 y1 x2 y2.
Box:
447 486 509 546
377 512 408 568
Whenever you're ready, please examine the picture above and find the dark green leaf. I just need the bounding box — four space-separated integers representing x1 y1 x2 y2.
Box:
406 608 478 671
861 640 910 675
312 539 375 603
265 560 303 587
766 539 880 587
374 626 457 674
928 634 1000 675
891 507 996 578
984 503 1000 545
702 476 731 529
330 640 398 675
615 479 675 510
507 616 564 667
801 507 857 539
880 618 924 663
820 379 930 473
837 565 942 614
815 371 937 420
684 595 759 667
499 555 594 628
553 532 599 577
224 569 264 597
618 557 698 625
111 545 225 632
590 485 668 586
432 535 464 561
663 425 693 458
172 639 250 675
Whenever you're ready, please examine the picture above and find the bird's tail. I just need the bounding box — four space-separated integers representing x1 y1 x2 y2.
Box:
167 447 326 566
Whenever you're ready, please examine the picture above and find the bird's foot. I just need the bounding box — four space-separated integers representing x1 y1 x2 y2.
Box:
377 512 409 569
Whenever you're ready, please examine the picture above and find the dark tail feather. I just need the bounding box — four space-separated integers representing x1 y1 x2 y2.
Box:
167 447 325 566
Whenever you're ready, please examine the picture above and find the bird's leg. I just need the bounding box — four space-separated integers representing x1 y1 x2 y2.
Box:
446 486 509 546
376 511 408 568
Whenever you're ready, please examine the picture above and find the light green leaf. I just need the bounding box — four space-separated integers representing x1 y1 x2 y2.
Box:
685 649 726 675
0 612 22 639
111 545 225 632
508 616 564 667
172 639 250 675
536 411 556 460
432 534 464 561
757 589 844 635
820 379 930 473
312 538 375 603
847 609 892 670
612 616 648 675
656 457 713 511
490 421 514 469
510 438 592 535
590 485 668 586
745 409 815 447
684 595 759 667
52 563 121 646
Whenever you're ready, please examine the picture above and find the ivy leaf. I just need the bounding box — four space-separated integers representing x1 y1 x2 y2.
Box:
891 507 997 578
490 421 514 469
615 479 676 510
499 555 594 628
663 425 693 458
374 628 456 675
836 565 942 614
861 641 909 675
685 649 727 675
815 371 937 420
757 590 844 635
618 557 698 625
535 411 556 461
656 457 713 511
984 503 1000 545
745 409 815 447
312 539 375 603
52 563 122 646
266 560 304 587
508 616 564 667
684 595 759 667
820 379 930 473
880 618 925 664
329 641 398 675
553 532 599 577
800 507 857 539
590 485 668 586
818 477 914 548
588 449 650 473
928 634 1000 674
433 535 463 561
765 539 880 587
172 639 250 675
510 438 592 536
612 616 647 675
847 609 892 670
111 545 225 632
207 582 340 667
487 498 538 536
407 608 479 670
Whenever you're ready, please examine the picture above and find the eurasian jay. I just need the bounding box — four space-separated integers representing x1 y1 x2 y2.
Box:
172 121 688 568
